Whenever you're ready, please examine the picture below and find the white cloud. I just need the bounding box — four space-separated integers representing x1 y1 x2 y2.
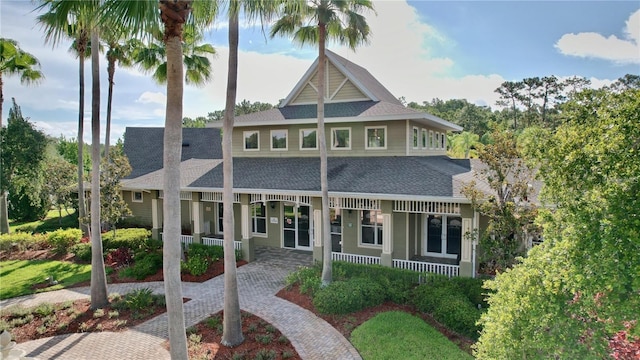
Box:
555 9 640 64
136 92 166 105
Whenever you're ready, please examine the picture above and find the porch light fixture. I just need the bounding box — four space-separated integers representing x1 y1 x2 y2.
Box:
270 201 276 209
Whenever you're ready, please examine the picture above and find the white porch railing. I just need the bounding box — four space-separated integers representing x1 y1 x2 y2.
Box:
202 236 242 251
161 234 241 251
393 259 459 277
332 252 381 265
180 235 193 246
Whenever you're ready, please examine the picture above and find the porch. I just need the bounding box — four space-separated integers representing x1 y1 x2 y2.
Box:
170 234 459 277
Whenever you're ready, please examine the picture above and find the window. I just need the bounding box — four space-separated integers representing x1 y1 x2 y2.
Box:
300 129 317 150
429 130 434 149
271 129 288 150
361 210 383 246
365 126 386 149
132 191 143 203
435 132 440 150
441 132 446 150
425 214 462 258
244 131 259 151
251 203 267 236
217 202 224 234
331 128 351 149
412 127 419 148
421 129 428 148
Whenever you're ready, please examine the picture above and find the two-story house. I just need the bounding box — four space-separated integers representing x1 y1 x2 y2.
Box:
122 50 482 277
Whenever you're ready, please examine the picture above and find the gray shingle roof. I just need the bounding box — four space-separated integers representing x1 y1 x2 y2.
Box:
123 127 222 178
234 100 420 124
326 50 402 105
188 156 472 198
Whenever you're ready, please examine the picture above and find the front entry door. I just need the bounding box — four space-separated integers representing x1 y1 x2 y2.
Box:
283 204 311 250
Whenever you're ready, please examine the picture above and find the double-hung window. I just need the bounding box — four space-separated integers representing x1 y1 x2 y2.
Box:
421 129 428 148
331 128 351 150
244 130 259 151
412 127 419 148
251 203 267 236
365 126 386 149
271 129 288 150
300 129 317 150
132 191 143 203
361 210 383 246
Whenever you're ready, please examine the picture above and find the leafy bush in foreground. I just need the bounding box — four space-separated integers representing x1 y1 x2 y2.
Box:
47 228 82 255
313 277 385 314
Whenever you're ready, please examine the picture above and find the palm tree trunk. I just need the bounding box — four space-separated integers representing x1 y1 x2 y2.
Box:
89 27 108 309
318 24 332 286
105 56 115 162
77 37 88 238
221 5 243 347
163 33 189 360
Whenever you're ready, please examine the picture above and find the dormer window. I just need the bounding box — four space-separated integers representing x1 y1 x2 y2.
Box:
244 130 259 151
300 129 317 150
365 126 386 149
271 129 288 151
331 128 351 150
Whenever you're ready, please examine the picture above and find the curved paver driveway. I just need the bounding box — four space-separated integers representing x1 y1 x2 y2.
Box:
0 247 361 360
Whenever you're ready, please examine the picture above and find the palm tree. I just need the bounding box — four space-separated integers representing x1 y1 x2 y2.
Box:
100 1 216 357
271 0 375 286
0 38 44 234
221 1 242 346
0 38 44 128
36 1 92 238
36 0 109 309
449 131 480 159
102 31 134 161
130 25 215 87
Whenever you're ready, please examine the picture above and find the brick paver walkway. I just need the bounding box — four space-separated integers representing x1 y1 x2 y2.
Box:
0 247 362 360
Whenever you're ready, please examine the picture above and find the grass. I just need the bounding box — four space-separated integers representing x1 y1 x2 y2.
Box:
9 208 78 234
0 260 93 300
351 311 473 360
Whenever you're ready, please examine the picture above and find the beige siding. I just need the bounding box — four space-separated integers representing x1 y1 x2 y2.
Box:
291 83 317 104
392 212 408 260
406 120 449 156
234 121 409 157
327 62 345 96
333 80 366 101
123 190 153 227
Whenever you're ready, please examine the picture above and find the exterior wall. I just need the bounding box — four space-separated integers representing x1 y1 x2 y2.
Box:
202 202 217 235
408 213 418 258
341 209 383 258
252 202 281 248
233 203 242 241
392 212 408 259
406 120 449 156
233 121 408 157
123 190 153 227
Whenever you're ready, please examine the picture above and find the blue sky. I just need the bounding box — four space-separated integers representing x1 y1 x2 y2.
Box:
1 0 638 144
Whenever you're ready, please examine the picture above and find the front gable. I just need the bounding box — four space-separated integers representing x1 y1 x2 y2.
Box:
286 57 375 105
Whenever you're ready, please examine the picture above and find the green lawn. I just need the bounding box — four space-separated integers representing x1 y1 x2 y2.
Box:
351 311 473 360
9 208 78 234
0 260 93 300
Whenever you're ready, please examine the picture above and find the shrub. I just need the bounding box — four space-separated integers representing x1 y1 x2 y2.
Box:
187 243 223 260
102 228 151 251
313 278 385 314
70 243 92 262
105 247 134 269
432 295 481 339
0 232 48 252
47 228 82 254
452 276 490 307
182 254 209 276
285 265 321 295
122 252 162 280
332 262 418 304
123 288 155 313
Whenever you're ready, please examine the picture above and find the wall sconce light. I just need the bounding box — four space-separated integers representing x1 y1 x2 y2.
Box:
348 209 353 215
270 201 276 210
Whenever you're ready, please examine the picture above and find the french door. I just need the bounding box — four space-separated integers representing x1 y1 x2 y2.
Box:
283 204 311 250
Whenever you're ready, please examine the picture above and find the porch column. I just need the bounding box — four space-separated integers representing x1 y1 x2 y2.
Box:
151 191 161 240
240 194 255 261
459 217 474 277
312 197 323 264
192 193 203 244
380 213 393 267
